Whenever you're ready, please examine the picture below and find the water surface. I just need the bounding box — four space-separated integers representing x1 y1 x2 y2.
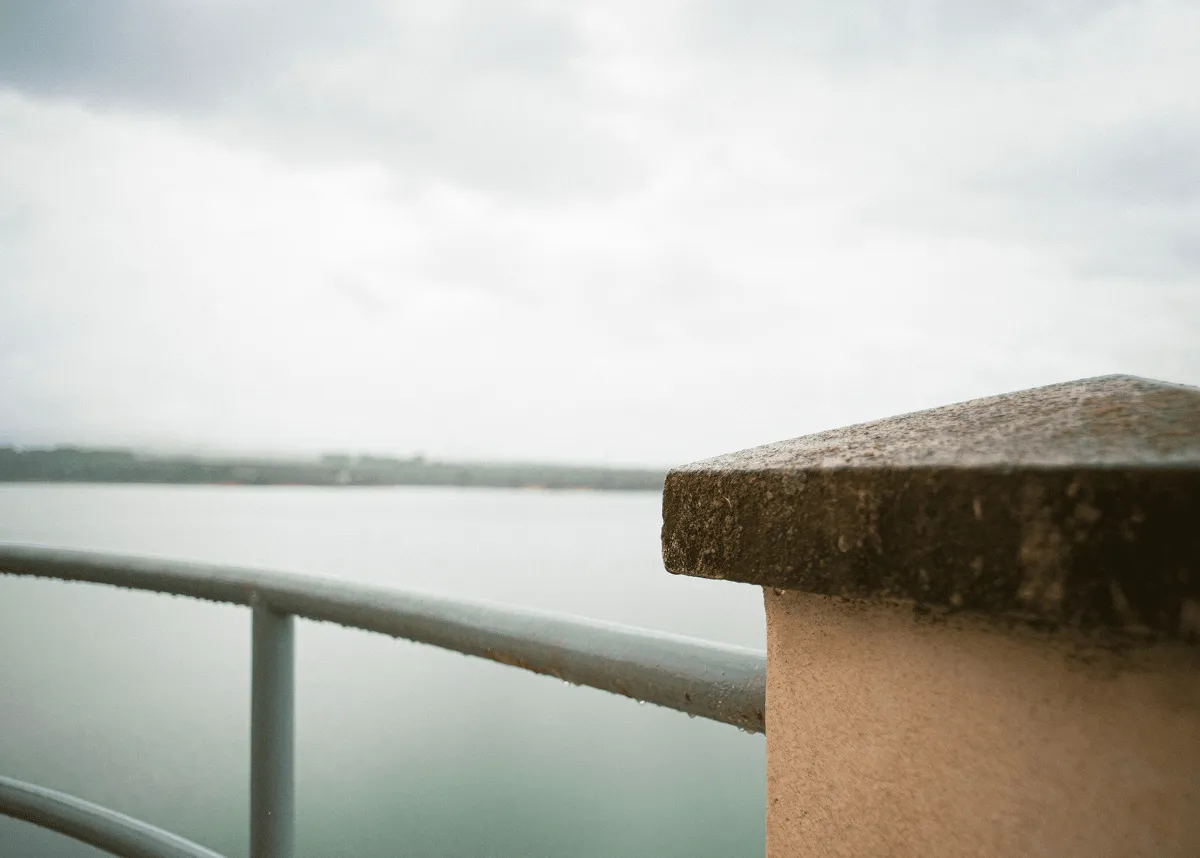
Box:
0 484 765 857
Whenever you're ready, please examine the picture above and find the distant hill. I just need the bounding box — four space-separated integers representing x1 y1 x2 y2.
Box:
0 446 665 492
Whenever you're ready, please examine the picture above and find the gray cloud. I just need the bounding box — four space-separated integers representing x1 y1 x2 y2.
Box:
328 275 390 316
0 0 383 109
1 1 1198 463
973 120 1200 208
952 119 1200 279
687 0 1126 71
0 1 640 202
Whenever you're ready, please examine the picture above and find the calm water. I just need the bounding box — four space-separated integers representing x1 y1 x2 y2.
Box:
0 484 765 858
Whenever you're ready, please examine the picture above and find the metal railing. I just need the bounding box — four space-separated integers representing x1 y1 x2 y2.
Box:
0 544 766 858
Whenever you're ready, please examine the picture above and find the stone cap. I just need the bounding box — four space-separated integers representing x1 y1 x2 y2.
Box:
662 375 1200 638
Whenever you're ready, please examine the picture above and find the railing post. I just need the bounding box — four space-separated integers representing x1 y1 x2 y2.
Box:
662 375 1200 857
251 602 295 858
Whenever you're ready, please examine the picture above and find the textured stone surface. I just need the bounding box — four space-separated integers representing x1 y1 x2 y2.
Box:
662 375 1200 637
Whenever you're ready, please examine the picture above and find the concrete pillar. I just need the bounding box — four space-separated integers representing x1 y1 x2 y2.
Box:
662 375 1200 857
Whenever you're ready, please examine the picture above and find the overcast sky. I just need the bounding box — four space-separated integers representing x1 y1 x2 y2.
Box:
1 1 1197 466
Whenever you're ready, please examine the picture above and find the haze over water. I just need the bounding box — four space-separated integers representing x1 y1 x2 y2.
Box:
0 483 764 858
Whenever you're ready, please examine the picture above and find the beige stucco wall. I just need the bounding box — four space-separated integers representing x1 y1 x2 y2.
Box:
765 589 1200 858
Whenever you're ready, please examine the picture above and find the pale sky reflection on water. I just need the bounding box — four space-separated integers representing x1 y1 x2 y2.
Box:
0 485 765 858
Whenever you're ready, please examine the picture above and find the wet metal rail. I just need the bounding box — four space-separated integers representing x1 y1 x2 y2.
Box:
0 776 226 858
0 544 766 858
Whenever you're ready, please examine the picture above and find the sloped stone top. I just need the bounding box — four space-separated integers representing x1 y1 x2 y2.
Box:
662 376 1200 638
679 375 1200 472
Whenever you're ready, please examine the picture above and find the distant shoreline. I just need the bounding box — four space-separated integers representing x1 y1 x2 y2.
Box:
0 447 666 492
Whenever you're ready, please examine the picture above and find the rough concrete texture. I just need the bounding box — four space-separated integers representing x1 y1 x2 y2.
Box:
662 375 1200 638
765 590 1200 858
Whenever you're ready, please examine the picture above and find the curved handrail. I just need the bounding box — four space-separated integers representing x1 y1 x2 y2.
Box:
0 544 766 732
0 775 227 858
